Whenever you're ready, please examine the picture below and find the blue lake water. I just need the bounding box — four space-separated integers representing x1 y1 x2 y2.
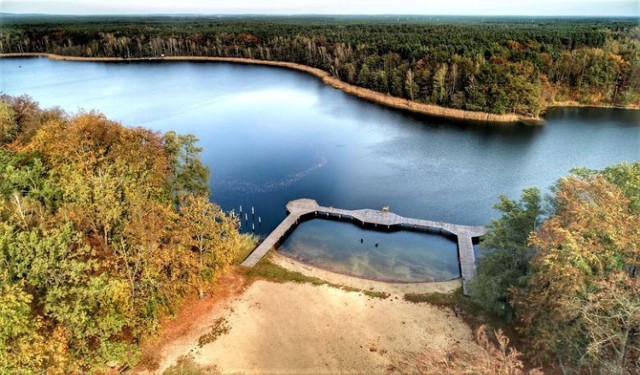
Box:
278 219 460 282
2 57 639 240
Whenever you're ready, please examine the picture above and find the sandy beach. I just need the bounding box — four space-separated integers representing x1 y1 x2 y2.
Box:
136 264 478 374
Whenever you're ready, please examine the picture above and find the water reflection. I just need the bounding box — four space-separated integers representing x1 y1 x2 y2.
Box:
278 219 460 282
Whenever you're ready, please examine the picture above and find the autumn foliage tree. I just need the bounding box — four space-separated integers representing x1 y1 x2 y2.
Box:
179 195 243 298
472 163 639 373
0 96 254 372
514 175 639 372
412 325 542 374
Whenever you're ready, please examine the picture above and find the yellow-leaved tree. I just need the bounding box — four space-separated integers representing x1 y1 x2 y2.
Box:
179 194 245 298
0 96 254 372
515 175 640 373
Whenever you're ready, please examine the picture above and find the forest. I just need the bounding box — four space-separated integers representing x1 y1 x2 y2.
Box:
471 162 640 373
1 15 639 373
1 16 639 117
0 95 253 372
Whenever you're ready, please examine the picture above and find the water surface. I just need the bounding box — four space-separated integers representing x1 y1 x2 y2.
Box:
2 57 638 234
278 219 460 282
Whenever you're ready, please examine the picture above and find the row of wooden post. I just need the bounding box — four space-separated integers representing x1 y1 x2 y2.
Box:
239 205 261 232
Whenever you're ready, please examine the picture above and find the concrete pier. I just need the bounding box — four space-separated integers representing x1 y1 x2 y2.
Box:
241 199 486 294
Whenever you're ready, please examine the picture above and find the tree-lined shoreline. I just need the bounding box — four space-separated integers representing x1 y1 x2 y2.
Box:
4 53 638 125
0 52 538 124
2 16 638 123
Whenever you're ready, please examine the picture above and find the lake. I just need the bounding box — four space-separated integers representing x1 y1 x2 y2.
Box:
2 57 639 237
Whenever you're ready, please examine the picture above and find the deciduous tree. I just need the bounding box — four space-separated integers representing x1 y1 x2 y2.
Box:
515 176 640 372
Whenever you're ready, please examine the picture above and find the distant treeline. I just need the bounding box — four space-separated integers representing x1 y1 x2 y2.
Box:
1 16 639 116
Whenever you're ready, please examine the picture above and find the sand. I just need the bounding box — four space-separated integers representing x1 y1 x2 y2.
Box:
146 277 478 374
271 252 462 295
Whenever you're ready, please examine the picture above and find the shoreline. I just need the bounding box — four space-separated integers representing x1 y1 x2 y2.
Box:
2 52 543 124
545 101 640 111
270 252 462 295
275 249 460 284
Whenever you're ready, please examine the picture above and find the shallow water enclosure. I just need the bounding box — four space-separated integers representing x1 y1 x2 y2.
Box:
278 218 460 282
241 199 483 289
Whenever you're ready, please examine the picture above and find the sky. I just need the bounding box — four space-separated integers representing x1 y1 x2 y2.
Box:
2 0 638 17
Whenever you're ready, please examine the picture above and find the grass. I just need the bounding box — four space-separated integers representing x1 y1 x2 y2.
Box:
405 290 460 305
232 234 260 265
163 356 219 375
405 288 486 313
197 317 230 348
245 256 328 285
245 255 390 299
362 290 391 299
404 288 485 319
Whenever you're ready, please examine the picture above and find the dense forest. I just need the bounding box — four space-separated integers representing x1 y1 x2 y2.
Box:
0 95 253 372
1 16 639 117
471 162 640 373
1 16 639 372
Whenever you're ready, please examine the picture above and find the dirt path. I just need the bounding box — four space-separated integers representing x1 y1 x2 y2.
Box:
145 278 478 374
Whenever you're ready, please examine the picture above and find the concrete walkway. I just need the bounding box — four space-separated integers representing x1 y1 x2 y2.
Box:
241 199 486 294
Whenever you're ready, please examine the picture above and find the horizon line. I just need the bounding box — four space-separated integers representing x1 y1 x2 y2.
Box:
2 12 638 18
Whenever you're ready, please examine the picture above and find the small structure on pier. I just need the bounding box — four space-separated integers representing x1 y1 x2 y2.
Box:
241 199 486 294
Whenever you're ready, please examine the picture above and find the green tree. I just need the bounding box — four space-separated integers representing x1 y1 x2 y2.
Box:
357 63 372 88
0 270 48 373
163 131 209 202
0 224 137 372
470 188 542 320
